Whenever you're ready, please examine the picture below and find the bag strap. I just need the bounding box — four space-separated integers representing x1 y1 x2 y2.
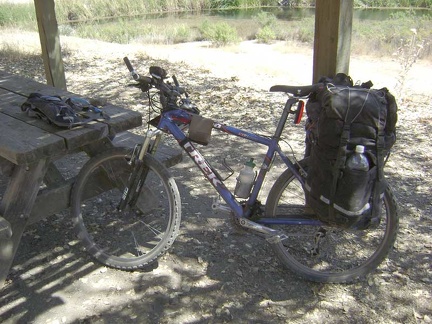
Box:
369 94 388 226
328 87 369 224
329 87 387 228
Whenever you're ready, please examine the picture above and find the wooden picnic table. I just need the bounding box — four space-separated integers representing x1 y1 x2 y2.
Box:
0 71 180 288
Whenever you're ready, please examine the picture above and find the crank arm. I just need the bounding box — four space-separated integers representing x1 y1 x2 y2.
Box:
237 218 288 243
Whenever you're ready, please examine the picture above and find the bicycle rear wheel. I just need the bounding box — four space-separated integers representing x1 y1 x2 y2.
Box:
265 160 398 283
71 147 181 270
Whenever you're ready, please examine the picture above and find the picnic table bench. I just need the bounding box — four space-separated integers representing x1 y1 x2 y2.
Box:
0 71 181 288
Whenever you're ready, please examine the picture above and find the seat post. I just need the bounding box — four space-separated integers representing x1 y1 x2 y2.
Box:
273 97 298 140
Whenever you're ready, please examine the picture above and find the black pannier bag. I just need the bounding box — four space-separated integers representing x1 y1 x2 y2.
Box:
304 74 397 229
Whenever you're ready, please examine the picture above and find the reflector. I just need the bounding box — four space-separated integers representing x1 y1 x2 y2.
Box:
294 100 304 124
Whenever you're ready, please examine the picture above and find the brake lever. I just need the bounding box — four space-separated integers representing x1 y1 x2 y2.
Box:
127 82 152 93
172 75 188 97
172 75 180 87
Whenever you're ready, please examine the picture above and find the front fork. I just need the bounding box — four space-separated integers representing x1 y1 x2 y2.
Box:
138 129 163 159
118 129 163 211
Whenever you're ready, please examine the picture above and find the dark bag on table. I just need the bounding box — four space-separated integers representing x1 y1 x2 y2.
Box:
21 93 109 128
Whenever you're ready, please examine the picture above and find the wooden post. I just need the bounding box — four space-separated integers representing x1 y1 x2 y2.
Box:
34 0 67 90
313 0 353 83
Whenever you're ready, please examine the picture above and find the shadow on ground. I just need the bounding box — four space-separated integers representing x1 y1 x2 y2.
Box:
0 49 431 324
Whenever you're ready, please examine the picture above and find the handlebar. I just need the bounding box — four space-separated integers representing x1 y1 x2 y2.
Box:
124 56 180 94
124 56 197 113
123 57 152 84
123 57 135 74
123 57 319 123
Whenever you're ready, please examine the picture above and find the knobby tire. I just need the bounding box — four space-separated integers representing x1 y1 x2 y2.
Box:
70 147 181 270
266 159 398 283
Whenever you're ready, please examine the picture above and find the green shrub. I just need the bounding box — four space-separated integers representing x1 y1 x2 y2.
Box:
200 20 239 46
170 24 197 43
253 12 279 43
274 17 314 43
351 15 431 57
354 0 431 8
71 19 140 43
0 3 36 29
210 0 240 8
256 25 276 43
253 11 277 28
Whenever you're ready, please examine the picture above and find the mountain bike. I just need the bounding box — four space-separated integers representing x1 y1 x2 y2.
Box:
70 57 398 283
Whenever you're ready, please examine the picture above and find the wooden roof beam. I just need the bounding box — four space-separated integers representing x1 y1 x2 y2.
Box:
34 0 67 90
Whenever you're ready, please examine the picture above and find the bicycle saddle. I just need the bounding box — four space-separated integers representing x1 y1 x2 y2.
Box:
269 83 324 97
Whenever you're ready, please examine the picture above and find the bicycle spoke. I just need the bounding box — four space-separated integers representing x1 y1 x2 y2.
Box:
71 148 181 270
266 161 398 283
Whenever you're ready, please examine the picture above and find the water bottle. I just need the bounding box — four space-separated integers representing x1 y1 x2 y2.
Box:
234 158 256 198
346 145 369 171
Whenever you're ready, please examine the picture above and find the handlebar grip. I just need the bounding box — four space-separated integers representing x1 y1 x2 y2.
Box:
172 75 180 87
123 57 134 72
124 57 141 81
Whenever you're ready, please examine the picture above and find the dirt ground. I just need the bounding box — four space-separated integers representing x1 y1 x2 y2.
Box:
0 31 431 323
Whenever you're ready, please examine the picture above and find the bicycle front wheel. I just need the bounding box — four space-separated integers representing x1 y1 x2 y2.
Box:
266 160 398 283
71 147 181 270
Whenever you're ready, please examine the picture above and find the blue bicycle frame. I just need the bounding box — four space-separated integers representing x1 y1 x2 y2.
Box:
155 97 322 227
